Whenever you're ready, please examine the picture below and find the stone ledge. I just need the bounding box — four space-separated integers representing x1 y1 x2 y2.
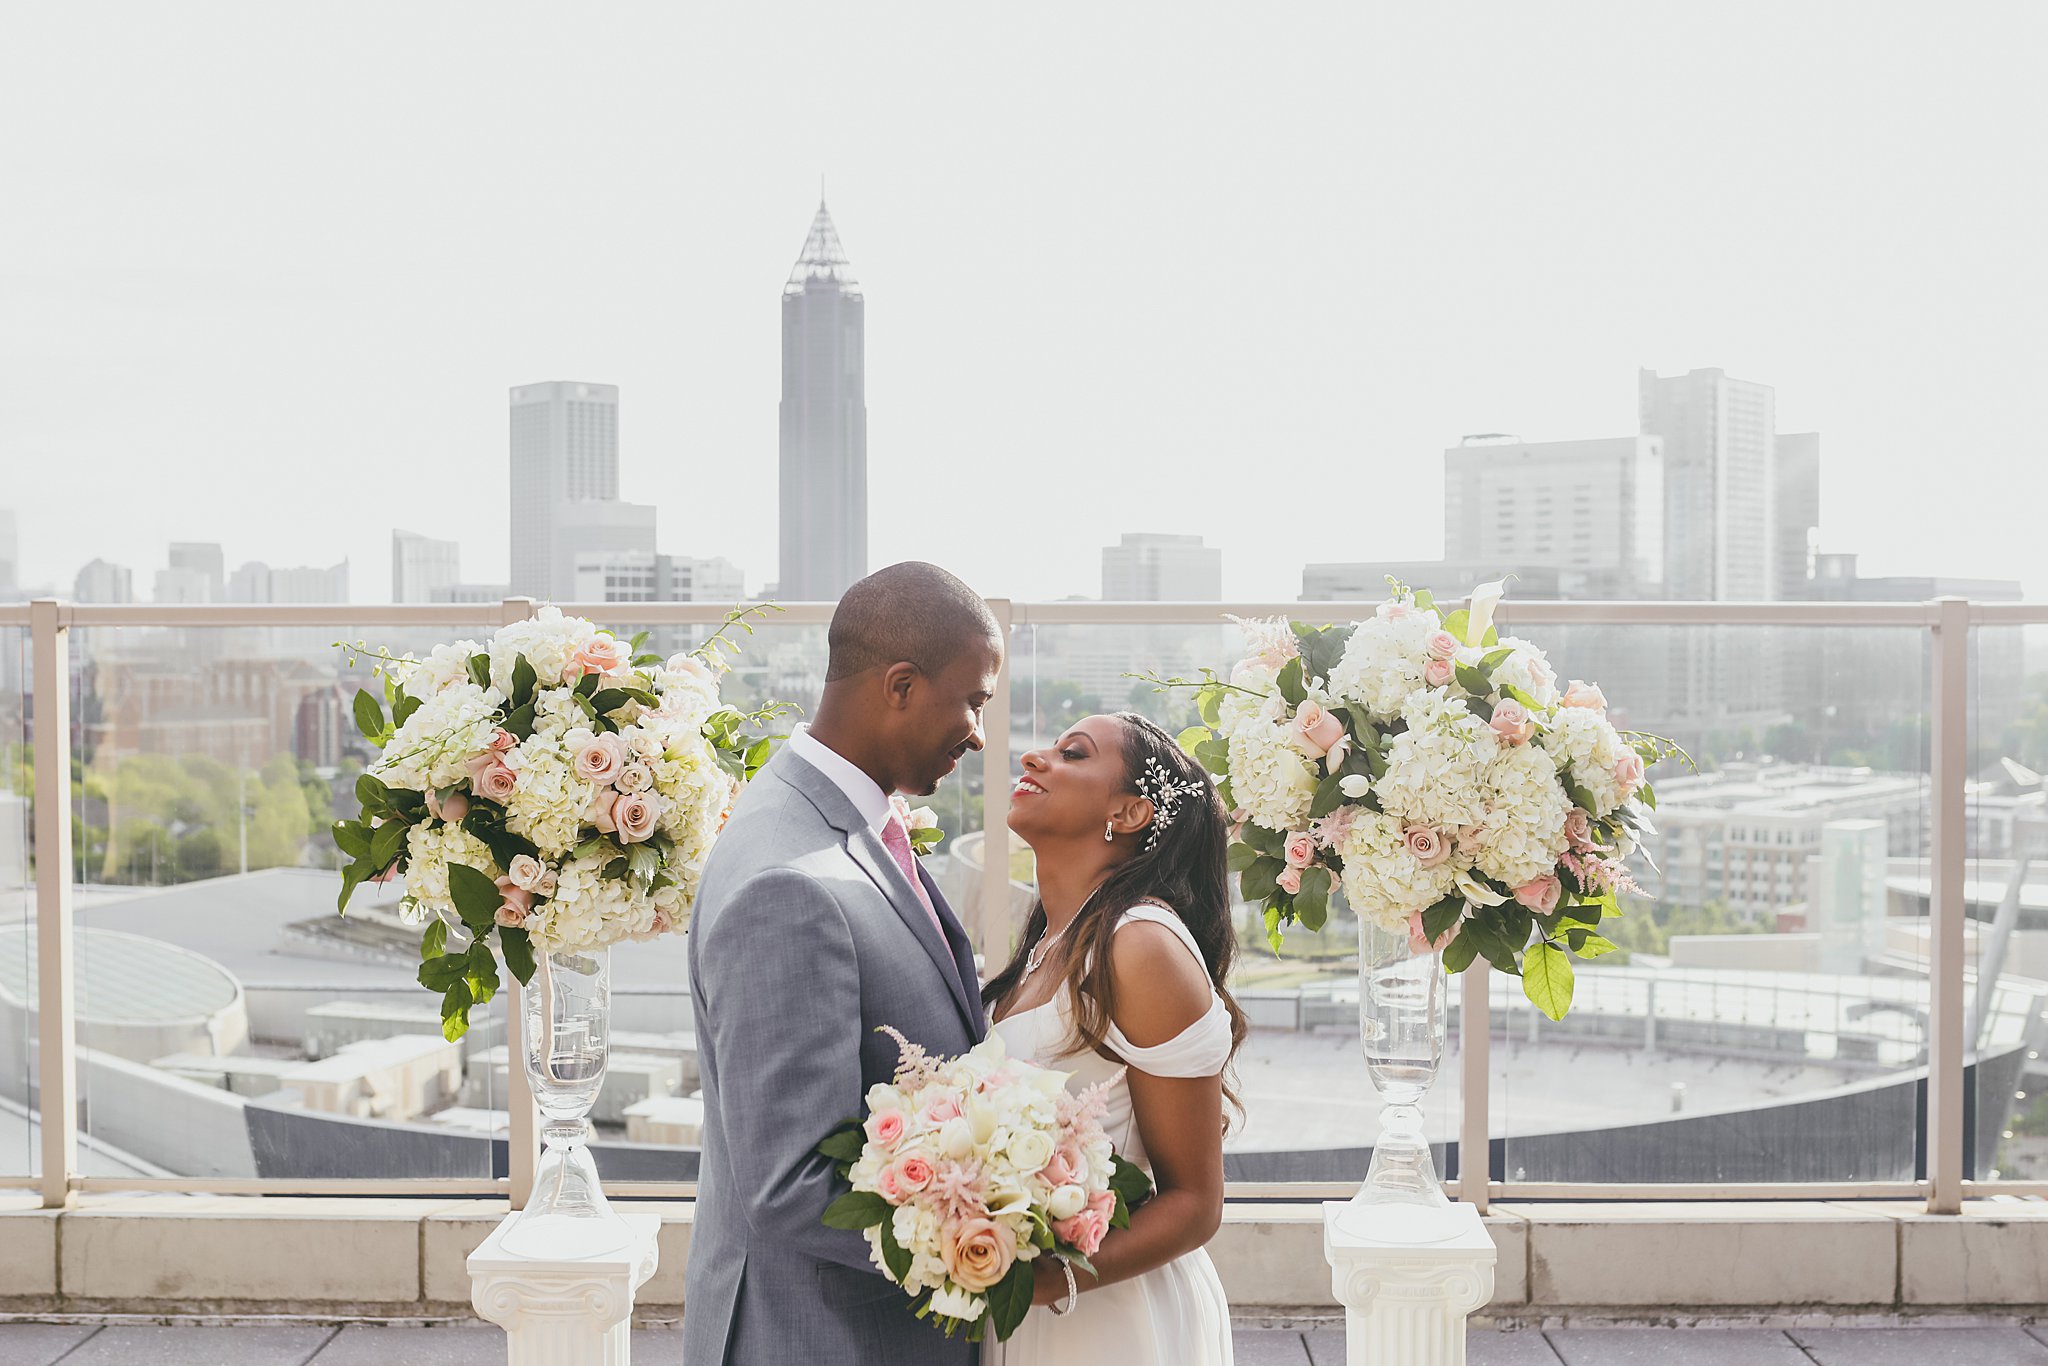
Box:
1853 1200 2048 1305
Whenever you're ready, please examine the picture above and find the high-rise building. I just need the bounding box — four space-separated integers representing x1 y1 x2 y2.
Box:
1442 435 1665 596
159 542 225 604
778 202 868 602
74 559 134 604
1101 534 1222 601
1638 368 1778 602
0 510 17 592
509 381 656 601
392 531 461 604
1774 433 1821 601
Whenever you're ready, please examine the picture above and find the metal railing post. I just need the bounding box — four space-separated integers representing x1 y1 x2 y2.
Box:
1926 597 1970 1215
1459 961 1492 1213
500 597 541 1209
978 600 1016 962
30 601 75 1209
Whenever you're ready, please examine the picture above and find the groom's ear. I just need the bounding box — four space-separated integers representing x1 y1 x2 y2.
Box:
881 661 922 710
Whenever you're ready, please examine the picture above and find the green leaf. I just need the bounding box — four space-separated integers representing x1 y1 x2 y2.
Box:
1263 905 1284 955
628 630 650 653
822 1189 891 1230
392 692 422 728
1566 779 1599 814
1440 608 1470 643
1196 687 1223 729
1344 708 1380 751
815 1123 865 1167
603 856 629 880
1500 682 1541 711
1420 895 1464 945
1640 783 1658 811
1295 866 1330 930
575 671 600 698
499 925 536 984
627 843 661 886
588 688 632 716
1108 1153 1154 1217
1568 929 1619 959
745 736 774 769
986 1257 1037 1342
420 920 448 961
1226 841 1260 872
332 820 370 860
876 1210 913 1285
501 700 537 740
336 864 364 915
1522 941 1575 1020
1442 930 1481 973
1240 857 1282 902
511 654 537 708
352 688 386 742
354 772 393 815
447 862 502 930
466 653 491 689
1479 645 1516 675
1464 913 1523 975
1275 656 1307 708
1175 724 1213 756
1454 662 1492 697
1411 589 1435 613
369 818 408 872
1308 770 1347 819
441 980 473 1041
418 953 467 991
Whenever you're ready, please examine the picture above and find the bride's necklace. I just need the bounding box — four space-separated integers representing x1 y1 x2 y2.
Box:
1020 880 1109 983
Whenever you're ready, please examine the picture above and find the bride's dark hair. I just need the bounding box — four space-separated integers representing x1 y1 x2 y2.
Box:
983 712 1248 1117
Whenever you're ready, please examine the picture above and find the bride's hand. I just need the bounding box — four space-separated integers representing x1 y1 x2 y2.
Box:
1030 1257 1073 1307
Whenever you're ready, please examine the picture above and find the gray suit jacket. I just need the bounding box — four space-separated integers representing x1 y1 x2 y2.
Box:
685 747 987 1365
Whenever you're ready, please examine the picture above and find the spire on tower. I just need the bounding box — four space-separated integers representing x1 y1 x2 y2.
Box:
785 201 861 298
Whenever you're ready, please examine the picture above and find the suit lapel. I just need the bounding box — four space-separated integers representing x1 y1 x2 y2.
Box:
771 751 980 1034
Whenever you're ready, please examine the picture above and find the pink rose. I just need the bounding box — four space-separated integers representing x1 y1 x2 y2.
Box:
875 1164 906 1205
1407 908 1459 956
1490 699 1533 746
1053 1195 1114 1258
506 854 546 892
1284 832 1316 870
943 1217 1016 1292
1614 753 1646 794
1514 874 1562 915
588 789 619 835
425 787 469 823
573 732 627 785
1561 680 1608 711
1277 866 1303 896
487 728 517 753
865 1110 906 1148
611 791 661 844
1291 700 1346 759
1039 1142 1085 1189
1402 824 1451 868
493 875 533 927
466 757 517 803
1424 657 1455 688
896 1156 934 1193
1427 631 1461 661
1379 601 1411 622
925 1096 962 1126
1563 808 1594 852
570 636 629 679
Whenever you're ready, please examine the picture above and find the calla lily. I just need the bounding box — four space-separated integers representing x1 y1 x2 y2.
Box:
1465 579 1508 646
1455 868 1510 907
1339 774 1374 799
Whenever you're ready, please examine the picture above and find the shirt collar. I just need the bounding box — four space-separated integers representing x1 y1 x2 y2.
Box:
788 725 894 835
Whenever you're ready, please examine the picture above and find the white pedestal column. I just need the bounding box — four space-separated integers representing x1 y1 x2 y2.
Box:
1323 1202 1496 1366
469 1212 660 1366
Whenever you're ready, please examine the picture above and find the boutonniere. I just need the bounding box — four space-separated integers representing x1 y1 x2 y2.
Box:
890 794 944 856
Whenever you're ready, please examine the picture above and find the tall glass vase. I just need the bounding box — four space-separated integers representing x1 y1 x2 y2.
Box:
499 947 637 1259
1334 915 1463 1244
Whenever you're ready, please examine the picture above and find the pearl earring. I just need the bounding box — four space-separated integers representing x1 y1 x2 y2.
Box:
1104 821 1115 842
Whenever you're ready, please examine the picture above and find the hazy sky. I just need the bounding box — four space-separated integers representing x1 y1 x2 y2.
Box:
4 2 2043 603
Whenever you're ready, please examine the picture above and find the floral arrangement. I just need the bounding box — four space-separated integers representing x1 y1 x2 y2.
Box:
817 1030 1153 1342
892 794 944 856
1143 580 1683 1019
332 605 792 1039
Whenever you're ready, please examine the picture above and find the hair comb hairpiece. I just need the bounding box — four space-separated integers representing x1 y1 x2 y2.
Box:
1135 755 1206 852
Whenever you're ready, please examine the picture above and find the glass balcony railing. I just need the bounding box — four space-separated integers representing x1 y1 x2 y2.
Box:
1 597 2042 1213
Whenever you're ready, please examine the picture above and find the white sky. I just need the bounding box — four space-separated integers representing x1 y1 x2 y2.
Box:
4 2 2043 603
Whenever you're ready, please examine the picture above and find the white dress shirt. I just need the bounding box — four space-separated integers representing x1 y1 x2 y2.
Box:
786 725 894 836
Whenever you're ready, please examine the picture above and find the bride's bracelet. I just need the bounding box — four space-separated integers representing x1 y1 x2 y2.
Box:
1048 1256 1079 1316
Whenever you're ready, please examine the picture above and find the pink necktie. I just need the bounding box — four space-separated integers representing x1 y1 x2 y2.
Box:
881 813 948 942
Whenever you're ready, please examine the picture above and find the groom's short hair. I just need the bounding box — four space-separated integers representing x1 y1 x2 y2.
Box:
826 562 1002 682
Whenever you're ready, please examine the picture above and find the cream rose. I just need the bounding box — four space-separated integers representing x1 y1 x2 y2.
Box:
1290 700 1346 759
942 1217 1016 1293
611 791 661 844
572 731 627 785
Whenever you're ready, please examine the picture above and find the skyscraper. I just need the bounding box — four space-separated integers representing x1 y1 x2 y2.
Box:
1638 368 1778 601
74 559 134 604
509 381 656 601
392 530 461 604
778 202 868 601
1442 435 1665 596
1774 433 1821 601
1101 534 1223 601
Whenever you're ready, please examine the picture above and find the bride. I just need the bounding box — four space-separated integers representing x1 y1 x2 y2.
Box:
984 712 1244 1365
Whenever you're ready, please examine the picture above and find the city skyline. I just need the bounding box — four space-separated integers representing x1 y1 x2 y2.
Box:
3 5 2043 604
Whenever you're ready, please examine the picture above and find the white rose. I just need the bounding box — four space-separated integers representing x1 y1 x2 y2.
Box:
1004 1128 1054 1175
940 1117 976 1160
928 1284 986 1322
618 762 654 793
1046 1184 1087 1221
507 854 546 892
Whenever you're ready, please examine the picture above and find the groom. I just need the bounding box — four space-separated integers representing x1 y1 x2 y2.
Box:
685 562 1000 1365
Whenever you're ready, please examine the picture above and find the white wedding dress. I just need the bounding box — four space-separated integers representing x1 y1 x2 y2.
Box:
986 902 1235 1366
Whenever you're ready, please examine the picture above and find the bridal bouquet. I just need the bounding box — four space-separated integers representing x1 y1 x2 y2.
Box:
817 1030 1153 1343
332 605 792 1039
1149 580 1683 1020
